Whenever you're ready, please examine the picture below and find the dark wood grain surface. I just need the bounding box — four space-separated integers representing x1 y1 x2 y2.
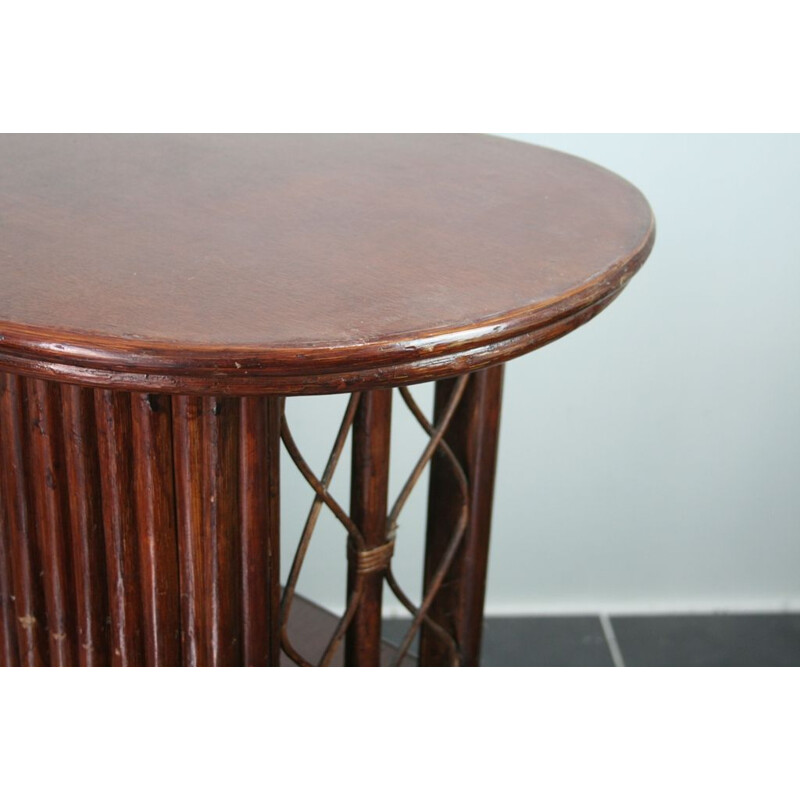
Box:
0 134 654 395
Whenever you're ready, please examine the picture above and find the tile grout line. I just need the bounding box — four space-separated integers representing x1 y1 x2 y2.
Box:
600 615 626 667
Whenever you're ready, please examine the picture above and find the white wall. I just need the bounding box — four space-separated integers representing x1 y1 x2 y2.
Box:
281 134 800 616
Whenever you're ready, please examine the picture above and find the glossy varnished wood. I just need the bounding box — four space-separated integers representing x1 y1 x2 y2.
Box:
346 390 392 666
131 393 181 666
60 385 108 665
172 395 281 667
95 390 143 665
0 374 48 665
0 135 654 666
239 397 281 666
172 396 206 665
0 456 19 665
201 398 242 666
420 366 504 666
27 378 76 665
0 385 284 666
0 135 654 394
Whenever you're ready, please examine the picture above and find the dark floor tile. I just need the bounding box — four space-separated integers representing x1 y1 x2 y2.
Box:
611 614 800 667
381 619 419 658
480 616 614 667
382 616 614 666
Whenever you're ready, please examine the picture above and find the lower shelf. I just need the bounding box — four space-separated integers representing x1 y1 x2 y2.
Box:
283 594 416 667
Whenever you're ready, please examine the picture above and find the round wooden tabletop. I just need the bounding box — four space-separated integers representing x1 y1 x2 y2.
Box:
0 134 654 395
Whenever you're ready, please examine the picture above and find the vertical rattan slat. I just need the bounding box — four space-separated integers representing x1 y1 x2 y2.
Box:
346 390 393 666
61 384 109 666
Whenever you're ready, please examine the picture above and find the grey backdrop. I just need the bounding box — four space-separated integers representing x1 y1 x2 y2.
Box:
280 134 800 616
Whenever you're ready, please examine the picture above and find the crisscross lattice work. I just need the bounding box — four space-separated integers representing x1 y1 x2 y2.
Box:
279 376 472 666
279 394 362 667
